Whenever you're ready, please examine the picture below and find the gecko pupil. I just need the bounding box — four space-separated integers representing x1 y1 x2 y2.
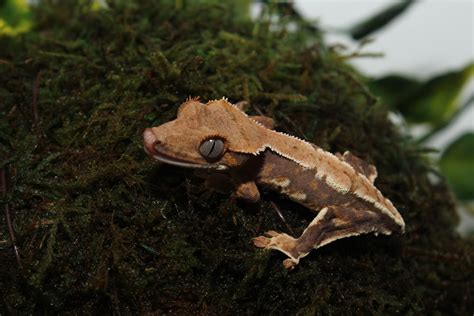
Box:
199 138 224 160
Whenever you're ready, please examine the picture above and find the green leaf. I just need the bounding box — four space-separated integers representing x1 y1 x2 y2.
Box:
371 63 474 126
440 133 474 200
0 0 31 35
350 0 415 40
369 75 421 108
399 63 474 125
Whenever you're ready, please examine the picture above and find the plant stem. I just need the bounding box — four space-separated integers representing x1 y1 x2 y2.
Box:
1 168 22 268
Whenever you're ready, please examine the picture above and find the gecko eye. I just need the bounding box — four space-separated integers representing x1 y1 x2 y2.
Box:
199 138 225 161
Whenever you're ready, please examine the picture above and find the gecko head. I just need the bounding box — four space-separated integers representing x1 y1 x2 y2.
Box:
143 98 264 170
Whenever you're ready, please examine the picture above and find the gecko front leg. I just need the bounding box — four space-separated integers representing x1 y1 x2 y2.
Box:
254 204 395 270
233 181 260 202
198 172 260 202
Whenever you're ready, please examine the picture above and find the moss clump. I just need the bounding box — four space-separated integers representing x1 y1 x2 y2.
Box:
1 1 472 314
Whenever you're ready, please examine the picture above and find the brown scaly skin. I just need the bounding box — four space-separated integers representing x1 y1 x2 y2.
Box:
143 98 405 270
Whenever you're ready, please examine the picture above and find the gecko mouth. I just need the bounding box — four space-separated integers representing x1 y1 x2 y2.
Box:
151 148 207 168
152 149 228 170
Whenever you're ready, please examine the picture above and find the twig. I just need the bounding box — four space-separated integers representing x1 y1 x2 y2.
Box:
278 111 308 140
339 51 384 60
250 100 308 141
32 71 42 125
1 168 22 268
250 102 265 116
5 205 22 268
270 201 294 235
0 59 13 65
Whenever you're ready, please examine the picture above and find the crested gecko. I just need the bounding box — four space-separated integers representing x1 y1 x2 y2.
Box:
143 98 405 270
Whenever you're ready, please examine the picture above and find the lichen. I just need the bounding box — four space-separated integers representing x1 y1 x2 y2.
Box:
0 1 472 314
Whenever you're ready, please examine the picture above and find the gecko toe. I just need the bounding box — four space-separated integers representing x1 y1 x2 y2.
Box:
253 236 271 248
283 259 297 270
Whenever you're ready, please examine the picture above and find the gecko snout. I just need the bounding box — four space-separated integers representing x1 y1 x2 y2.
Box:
143 128 161 156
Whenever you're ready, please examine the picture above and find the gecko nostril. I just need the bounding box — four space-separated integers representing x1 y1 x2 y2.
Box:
153 140 162 151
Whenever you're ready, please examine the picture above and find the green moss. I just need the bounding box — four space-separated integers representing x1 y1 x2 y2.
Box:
0 1 472 314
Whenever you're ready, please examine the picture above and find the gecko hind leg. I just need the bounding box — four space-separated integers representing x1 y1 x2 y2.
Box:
253 204 393 270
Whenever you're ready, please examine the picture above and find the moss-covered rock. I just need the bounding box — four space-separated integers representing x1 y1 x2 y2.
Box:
1 1 472 314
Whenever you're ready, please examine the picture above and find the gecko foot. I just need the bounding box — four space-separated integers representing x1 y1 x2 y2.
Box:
253 230 279 247
283 259 297 270
253 231 300 269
